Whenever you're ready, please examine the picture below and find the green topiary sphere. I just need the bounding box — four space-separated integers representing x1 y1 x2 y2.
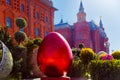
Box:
16 18 27 29
14 31 27 45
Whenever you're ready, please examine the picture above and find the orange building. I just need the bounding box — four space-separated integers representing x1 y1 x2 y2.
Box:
0 0 56 39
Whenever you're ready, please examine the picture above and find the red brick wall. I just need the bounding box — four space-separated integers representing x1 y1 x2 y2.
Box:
0 0 55 39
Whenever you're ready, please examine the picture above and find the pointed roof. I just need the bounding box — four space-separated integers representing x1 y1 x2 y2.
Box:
99 17 103 28
79 0 84 12
60 18 63 24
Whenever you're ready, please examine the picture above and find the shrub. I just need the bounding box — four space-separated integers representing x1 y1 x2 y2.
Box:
90 60 120 80
80 48 96 65
72 48 80 59
33 38 42 46
112 50 120 59
16 18 27 29
0 27 12 45
79 43 85 49
67 60 85 77
11 45 27 79
14 31 27 45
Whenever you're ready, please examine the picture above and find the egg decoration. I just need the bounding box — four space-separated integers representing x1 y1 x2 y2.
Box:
0 40 13 78
37 32 73 77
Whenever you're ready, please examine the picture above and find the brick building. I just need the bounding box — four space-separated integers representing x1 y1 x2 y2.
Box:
0 0 55 39
55 1 110 53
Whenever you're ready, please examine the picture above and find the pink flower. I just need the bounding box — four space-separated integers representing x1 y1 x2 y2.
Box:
102 54 113 60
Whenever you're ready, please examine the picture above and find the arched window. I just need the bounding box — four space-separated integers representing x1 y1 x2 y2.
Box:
35 12 39 19
6 17 12 27
20 4 24 12
35 28 40 36
6 0 11 5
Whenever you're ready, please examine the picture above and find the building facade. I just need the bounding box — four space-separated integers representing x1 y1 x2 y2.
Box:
0 0 55 39
55 1 109 53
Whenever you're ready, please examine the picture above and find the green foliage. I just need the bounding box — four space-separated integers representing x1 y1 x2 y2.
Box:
67 60 86 77
90 60 120 80
33 38 42 46
0 27 12 45
16 18 27 29
26 39 38 52
14 31 27 45
11 45 27 79
80 48 96 65
72 48 79 54
0 27 4 40
72 48 80 59
79 43 85 49
0 25 42 79
112 50 120 59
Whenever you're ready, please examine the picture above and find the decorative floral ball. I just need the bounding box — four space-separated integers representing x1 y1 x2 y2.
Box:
102 54 113 60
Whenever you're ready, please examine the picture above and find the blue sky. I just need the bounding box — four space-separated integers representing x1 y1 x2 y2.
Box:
52 0 120 53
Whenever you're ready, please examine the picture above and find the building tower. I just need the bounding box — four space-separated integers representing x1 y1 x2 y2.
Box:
77 0 86 22
54 0 109 53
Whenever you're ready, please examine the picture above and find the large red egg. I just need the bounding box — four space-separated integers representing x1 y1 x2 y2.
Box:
37 32 73 77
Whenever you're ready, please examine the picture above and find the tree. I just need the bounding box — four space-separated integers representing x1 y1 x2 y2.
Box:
14 31 27 45
16 18 27 29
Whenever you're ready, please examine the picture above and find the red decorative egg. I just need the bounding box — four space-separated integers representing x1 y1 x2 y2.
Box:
37 32 73 77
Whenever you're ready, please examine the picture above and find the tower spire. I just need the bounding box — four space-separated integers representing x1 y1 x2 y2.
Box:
77 0 86 22
99 16 104 30
99 16 103 27
79 0 84 12
60 15 63 23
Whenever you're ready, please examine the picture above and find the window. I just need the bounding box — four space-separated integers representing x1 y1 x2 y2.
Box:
6 17 12 27
6 0 11 5
35 28 39 36
35 12 39 19
45 16 48 22
20 4 24 12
